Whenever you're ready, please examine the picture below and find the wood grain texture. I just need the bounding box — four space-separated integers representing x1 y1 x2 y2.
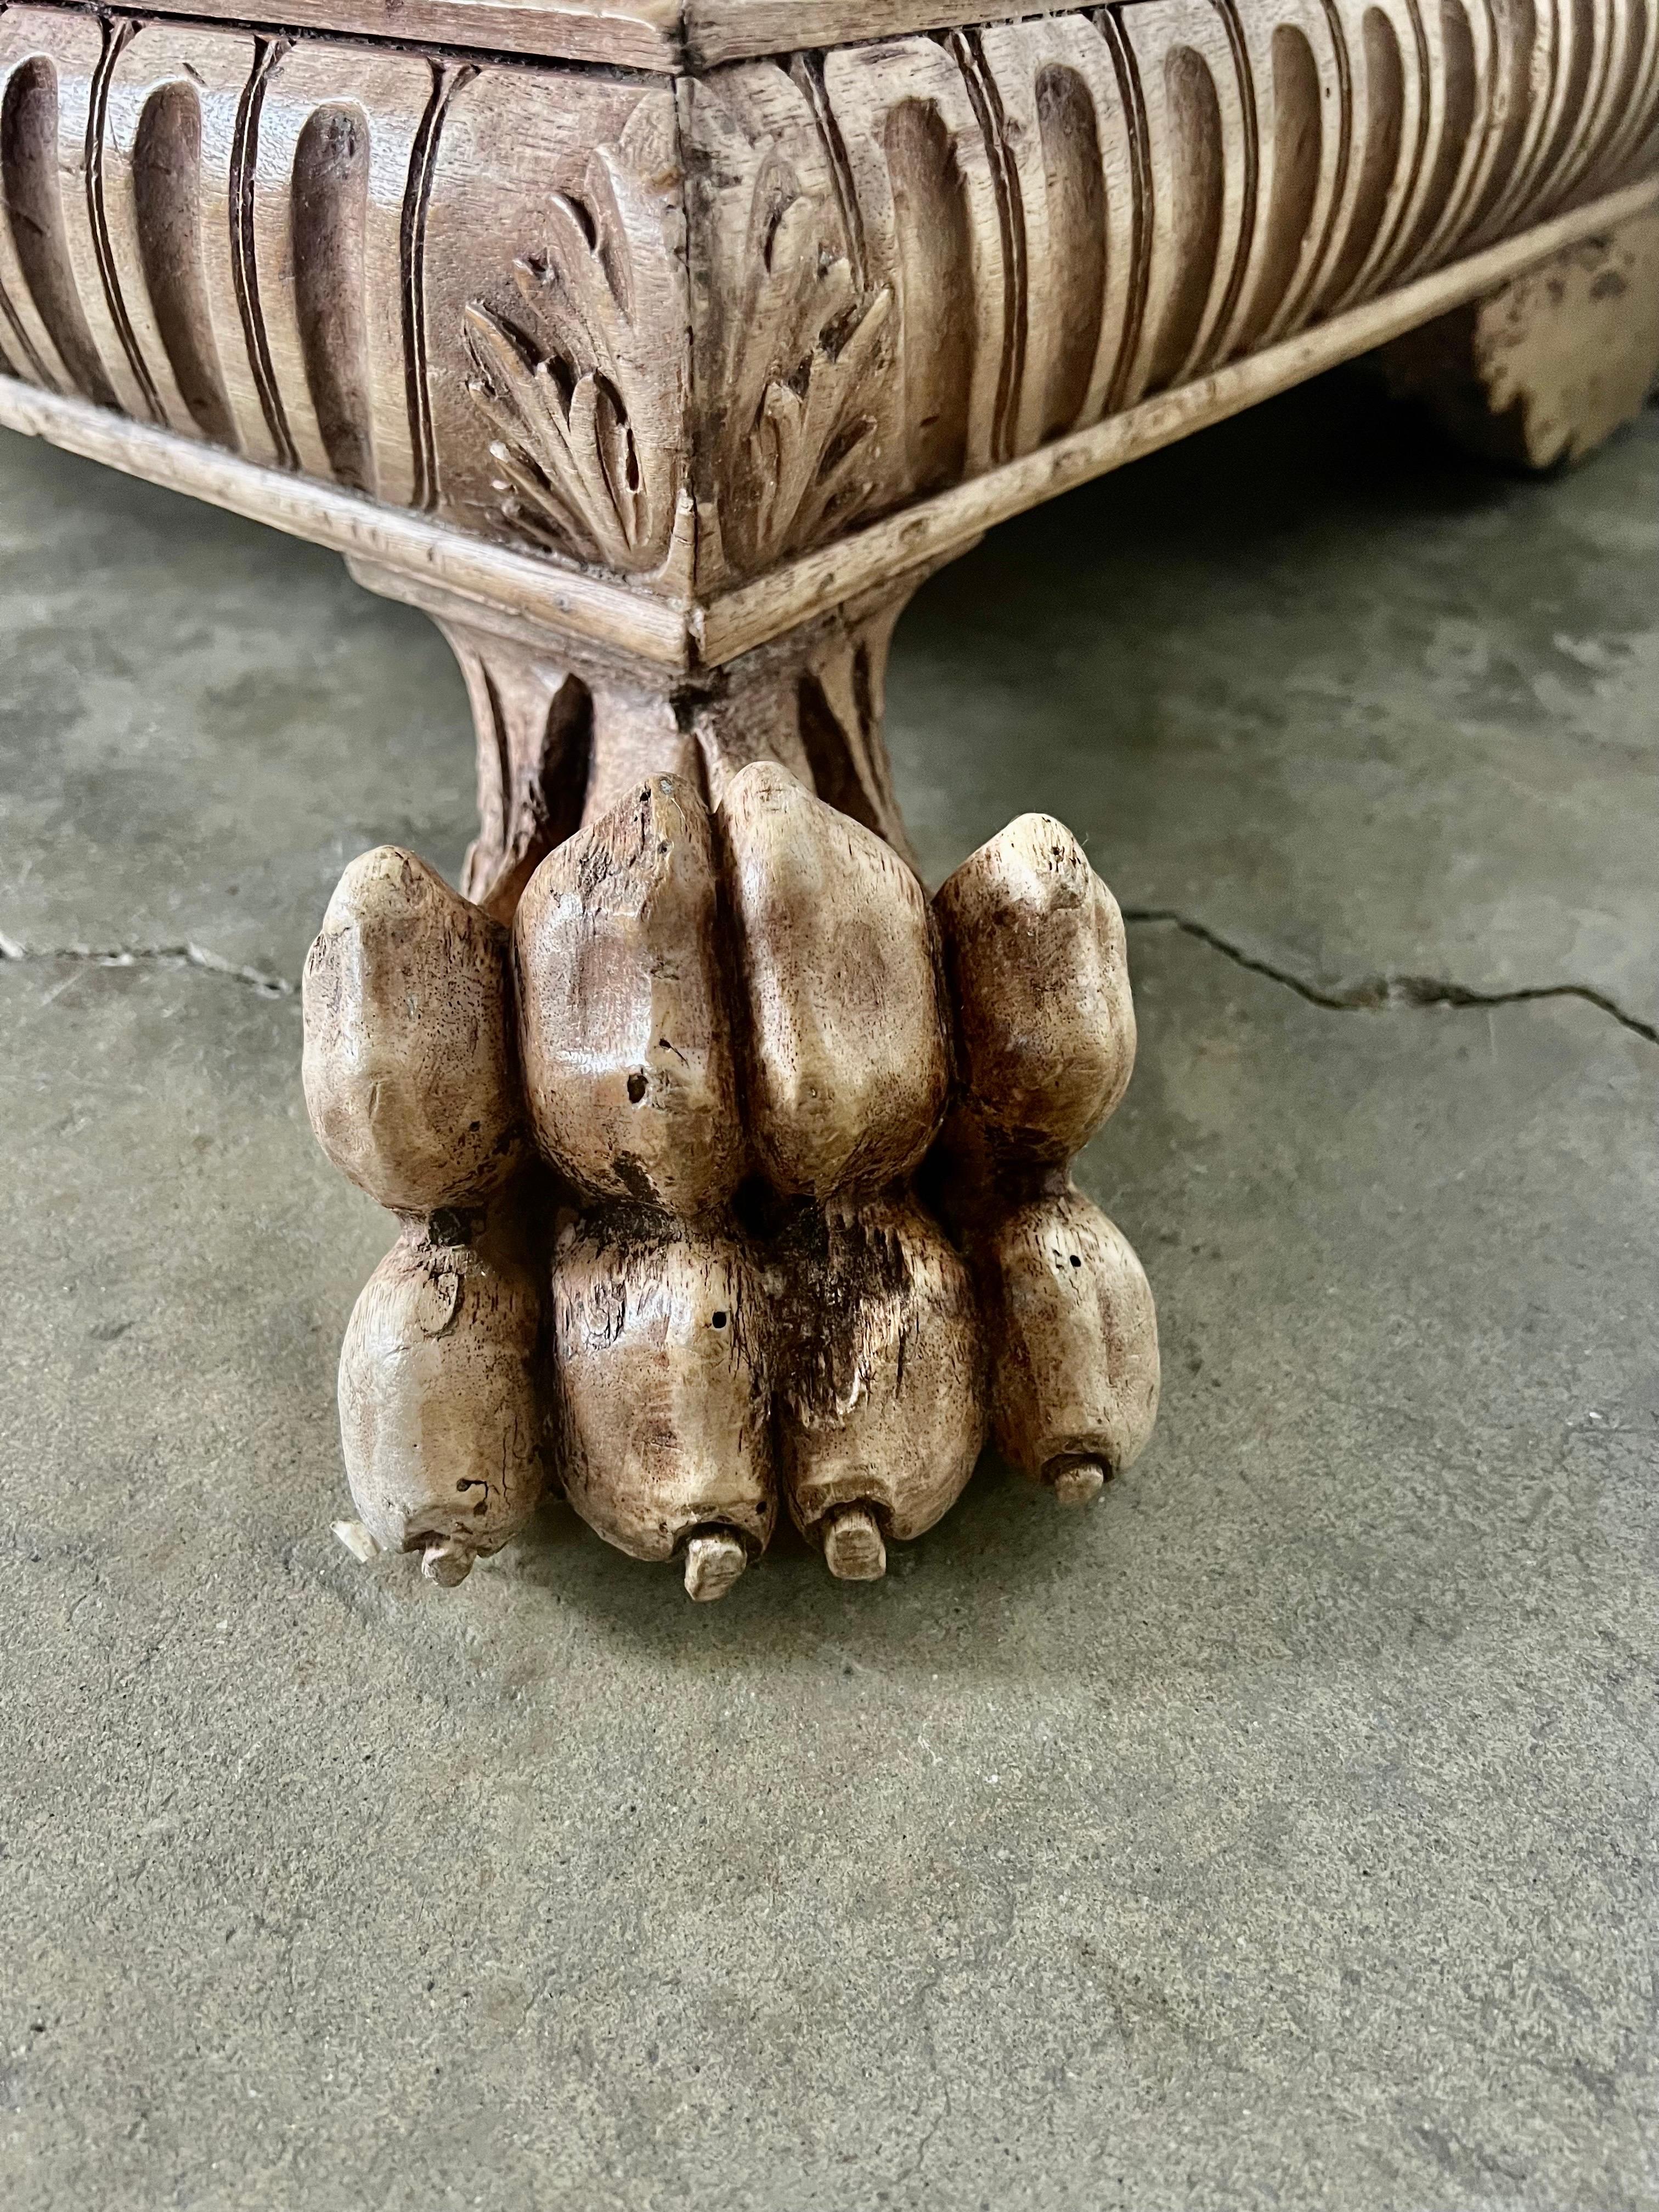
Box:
929 817 1161 1494
405 567 933 937
127 0 685 72
1376 208 1659 466
771 1190 985 1546
1 166 1652 672
935 811 1136 1169
302 845 525 1214
0 15 684 561
521 763 989 1584
718 761 948 1200
339 1218 545 1582
303 751 1165 1590
514 774 746 1217
977 1188 1161 1487
551 1206 777 1567
2 0 1654 639
696 169 1659 661
684 0 1659 594
301 849 548 1584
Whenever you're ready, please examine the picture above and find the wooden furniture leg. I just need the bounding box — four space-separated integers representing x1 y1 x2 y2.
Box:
307 563 1161 1595
359 562 940 915
1378 211 1659 472
5 0 1650 1606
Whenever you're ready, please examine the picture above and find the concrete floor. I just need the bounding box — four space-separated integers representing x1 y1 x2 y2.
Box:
1 374 1655 2211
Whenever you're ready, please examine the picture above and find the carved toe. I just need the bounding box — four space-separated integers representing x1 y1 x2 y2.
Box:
1051 1460 1107 1509
822 1504 887 1582
682 1530 749 1602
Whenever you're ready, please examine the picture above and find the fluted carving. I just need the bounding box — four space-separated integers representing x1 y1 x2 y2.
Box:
0 0 1654 595
685 0 1659 585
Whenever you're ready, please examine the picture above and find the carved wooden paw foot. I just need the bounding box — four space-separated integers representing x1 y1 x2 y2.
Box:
303 770 1159 1600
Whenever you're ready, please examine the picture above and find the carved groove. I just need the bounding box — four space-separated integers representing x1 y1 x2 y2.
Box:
1329 12 1408 301
401 59 463 514
1153 49 1227 385
886 98 976 492
1036 66 1108 437
1242 28 1323 348
133 87 234 443
293 105 373 493
86 16 156 423
2 59 114 405
232 38 296 469
0 0 1652 589
952 30 1028 465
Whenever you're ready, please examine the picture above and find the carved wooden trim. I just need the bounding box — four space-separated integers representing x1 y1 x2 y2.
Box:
0 14 680 561
461 106 692 577
419 557 943 939
682 0 1659 589
693 171 1659 658
4 170 1655 674
2 1 1655 611
99 0 1291 74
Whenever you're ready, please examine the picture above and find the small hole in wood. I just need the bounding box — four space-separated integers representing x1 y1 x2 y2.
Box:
710 1311 727 1329
1069 1254 1082 1267
627 1071 647 1103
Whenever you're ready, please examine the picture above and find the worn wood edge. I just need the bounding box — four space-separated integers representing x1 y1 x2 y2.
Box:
682 0 1094 66
695 174 1659 668
110 0 685 69
7 176 1655 678
0 379 696 667
91 0 1220 70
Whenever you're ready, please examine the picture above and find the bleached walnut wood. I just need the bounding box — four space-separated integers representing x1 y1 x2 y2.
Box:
551 1208 777 1571
718 764 948 1200
445 624 591 926
340 1218 544 1583
302 848 548 1581
16 0 1659 1612
2 0 1655 624
1378 210 1659 470
419 566 936 927
936 812 1136 1168
514 774 744 1216
771 1192 984 1559
930 817 1160 1497
682 1529 750 1601
977 1192 1161 1491
3 177 1655 675
117 0 1204 74
821 1505 886 1582
304 766 1154 1595
509 761 984 1588
302 846 524 1213
1053 1463 1106 1510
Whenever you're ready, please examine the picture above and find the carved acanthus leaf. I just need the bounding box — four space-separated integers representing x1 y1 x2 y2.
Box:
463 120 684 574
706 131 895 577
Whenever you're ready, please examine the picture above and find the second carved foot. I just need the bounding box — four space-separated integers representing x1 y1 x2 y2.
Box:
302 770 1160 1600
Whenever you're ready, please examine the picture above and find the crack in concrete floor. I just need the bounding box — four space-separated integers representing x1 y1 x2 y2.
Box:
0 933 292 998
1120 909 1659 1047
4 911 1654 1048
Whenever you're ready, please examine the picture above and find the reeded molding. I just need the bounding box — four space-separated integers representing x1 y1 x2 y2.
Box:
0 0 1654 606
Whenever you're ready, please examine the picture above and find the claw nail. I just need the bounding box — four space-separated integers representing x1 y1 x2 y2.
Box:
683 1531 748 1602
421 1539 475 1587
822 1505 887 1582
1052 1461 1106 1508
